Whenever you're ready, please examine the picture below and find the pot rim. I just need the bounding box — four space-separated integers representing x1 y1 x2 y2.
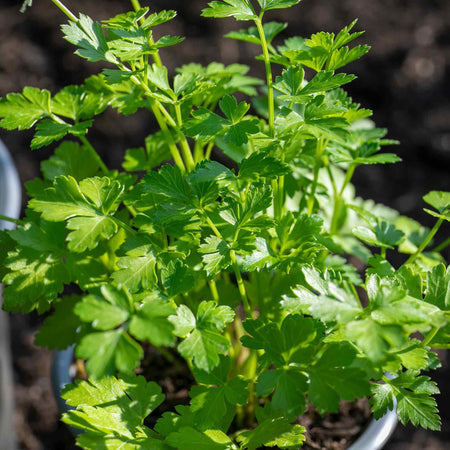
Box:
0 139 21 229
0 138 21 450
52 347 398 449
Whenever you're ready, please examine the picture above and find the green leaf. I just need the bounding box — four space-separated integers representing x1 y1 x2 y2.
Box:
62 374 165 447
327 44 370 71
219 95 249 123
226 22 287 46
343 319 405 363
112 235 158 293
141 10 178 28
285 267 361 323
201 1 257 21
62 14 115 63
184 96 259 146
51 85 108 120
34 296 84 350
273 66 304 97
242 315 323 369
41 141 101 181
141 164 190 202
257 0 301 11
169 301 234 371
75 285 132 331
308 343 370 413
190 357 249 429
76 328 142 378
161 260 196 297
167 427 237 450
237 414 305 450
368 277 441 329
29 176 124 252
3 222 71 312
370 371 440 430
350 206 405 249
184 108 228 142
147 64 172 92
199 236 231 276
31 119 93 149
370 383 394 420
299 71 356 96
257 369 308 416
239 151 290 180
424 264 450 310
129 294 176 347
423 191 450 222
0 87 51 130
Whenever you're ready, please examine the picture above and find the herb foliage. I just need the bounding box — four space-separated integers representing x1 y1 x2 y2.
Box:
1 0 449 448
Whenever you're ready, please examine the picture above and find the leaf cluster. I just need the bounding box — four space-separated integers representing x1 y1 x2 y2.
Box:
1 1 448 448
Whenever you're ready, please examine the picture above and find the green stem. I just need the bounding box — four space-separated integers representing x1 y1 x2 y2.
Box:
205 214 222 240
0 214 22 225
307 168 320 216
175 104 195 170
254 16 274 137
209 279 219 303
111 217 136 236
404 218 444 265
130 0 142 13
433 236 450 253
271 178 281 220
339 163 356 197
204 214 251 316
79 135 109 174
230 249 251 315
421 326 439 348
150 102 186 173
205 142 214 160
50 0 77 21
155 101 178 128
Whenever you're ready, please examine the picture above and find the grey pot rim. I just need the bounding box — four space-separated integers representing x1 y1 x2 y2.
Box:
0 138 21 450
0 139 21 228
52 347 398 449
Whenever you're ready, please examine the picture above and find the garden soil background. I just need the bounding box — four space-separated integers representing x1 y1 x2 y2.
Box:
0 0 449 448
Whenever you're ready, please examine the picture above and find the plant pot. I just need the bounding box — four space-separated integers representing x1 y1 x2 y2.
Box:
52 347 398 449
0 138 21 450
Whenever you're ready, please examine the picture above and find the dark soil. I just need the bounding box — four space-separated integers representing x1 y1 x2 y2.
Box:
0 0 449 449
298 399 371 450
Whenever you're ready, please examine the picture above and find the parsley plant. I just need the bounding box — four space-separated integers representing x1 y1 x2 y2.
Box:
1 0 449 448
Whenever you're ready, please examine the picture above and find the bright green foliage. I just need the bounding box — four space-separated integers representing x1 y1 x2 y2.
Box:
257 0 301 11
29 176 125 252
202 1 257 21
35 296 84 350
2 221 71 312
184 95 259 146
41 141 101 181
423 191 450 222
370 371 441 430
169 301 234 371
236 405 305 449
0 84 108 149
61 375 167 449
243 315 370 416
226 22 287 46
74 285 143 378
190 356 249 430
1 0 448 447
0 87 51 130
111 234 158 292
